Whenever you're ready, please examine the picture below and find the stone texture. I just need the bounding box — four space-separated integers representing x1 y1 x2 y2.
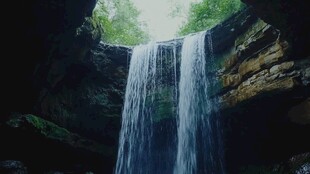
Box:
0 160 28 174
36 42 130 147
221 61 302 108
206 6 310 173
214 15 309 110
223 76 296 108
237 41 287 77
208 7 259 54
288 98 310 125
239 152 310 174
1 114 112 173
241 0 310 57
0 0 118 173
1 0 97 118
217 21 309 173
288 153 310 173
6 114 112 156
222 73 242 88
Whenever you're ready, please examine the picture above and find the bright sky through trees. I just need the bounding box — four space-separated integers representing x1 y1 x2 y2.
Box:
131 0 200 41
94 0 243 45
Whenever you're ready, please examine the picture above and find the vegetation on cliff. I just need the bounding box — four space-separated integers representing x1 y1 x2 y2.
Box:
93 0 150 45
172 0 245 36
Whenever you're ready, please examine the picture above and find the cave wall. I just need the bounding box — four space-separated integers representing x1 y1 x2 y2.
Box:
1 0 97 118
35 42 130 148
209 10 309 174
212 1 310 172
0 0 130 156
241 0 310 58
1 0 130 173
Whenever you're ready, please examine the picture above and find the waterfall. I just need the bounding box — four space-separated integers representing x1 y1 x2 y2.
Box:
115 31 224 174
174 31 224 174
115 42 179 174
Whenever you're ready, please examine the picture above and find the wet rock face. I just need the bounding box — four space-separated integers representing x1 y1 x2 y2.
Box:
1 0 97 118
216 19 309 111
1 0 120 172
0 114 113 173
209 13 310 172
35 43 130 157
211 15 309 111
239 152 310 174
241 0 310 57
288 98 310 125
0 160 28 174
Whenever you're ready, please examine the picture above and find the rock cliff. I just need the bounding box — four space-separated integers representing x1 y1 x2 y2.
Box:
209 9 309 173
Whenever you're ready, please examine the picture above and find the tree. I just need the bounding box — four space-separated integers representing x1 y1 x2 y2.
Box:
93 0 150 46
177 0 245 36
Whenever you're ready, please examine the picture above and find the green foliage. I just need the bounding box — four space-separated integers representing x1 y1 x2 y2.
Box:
178 0 245 36
93 0 150 46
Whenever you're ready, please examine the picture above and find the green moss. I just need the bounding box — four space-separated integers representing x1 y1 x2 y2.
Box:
24 114 70 140
6 114 113 157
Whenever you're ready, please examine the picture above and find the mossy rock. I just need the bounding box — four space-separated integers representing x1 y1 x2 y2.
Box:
6 114 113 157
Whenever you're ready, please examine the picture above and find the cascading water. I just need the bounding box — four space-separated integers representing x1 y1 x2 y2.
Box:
115 31 224 174
115 42 179 174
115 42 157 174
174 31 225 174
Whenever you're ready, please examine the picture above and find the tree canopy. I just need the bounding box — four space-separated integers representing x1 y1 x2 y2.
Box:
176 0 245 36
93 0 150 46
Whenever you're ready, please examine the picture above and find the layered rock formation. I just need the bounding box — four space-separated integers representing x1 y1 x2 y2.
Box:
241 0 310 58
209 11 309 173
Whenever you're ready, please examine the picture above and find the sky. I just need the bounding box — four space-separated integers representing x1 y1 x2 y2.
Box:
131 0 200 41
